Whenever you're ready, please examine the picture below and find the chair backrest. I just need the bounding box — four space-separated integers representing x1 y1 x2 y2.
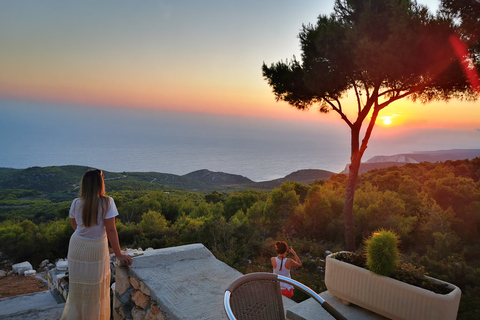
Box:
225 273 285 320
225 272 348 320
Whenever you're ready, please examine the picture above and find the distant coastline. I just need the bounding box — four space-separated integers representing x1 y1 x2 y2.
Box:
341 149 480 174
3 100 480 182
1 149 479 194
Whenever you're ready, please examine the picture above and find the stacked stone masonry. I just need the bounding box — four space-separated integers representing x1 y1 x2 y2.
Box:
114 265 166 320
112 243 245 319
47 269 69 302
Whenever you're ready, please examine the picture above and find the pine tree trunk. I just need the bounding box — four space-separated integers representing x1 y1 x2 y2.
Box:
343 155 361 251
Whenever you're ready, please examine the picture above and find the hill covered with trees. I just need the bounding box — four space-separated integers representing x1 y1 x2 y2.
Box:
0 159 479 318
0 165 334 193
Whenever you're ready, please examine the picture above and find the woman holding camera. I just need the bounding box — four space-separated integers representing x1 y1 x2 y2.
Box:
271 241 302 298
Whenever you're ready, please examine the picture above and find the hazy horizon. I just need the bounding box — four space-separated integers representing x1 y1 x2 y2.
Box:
2 98 479 182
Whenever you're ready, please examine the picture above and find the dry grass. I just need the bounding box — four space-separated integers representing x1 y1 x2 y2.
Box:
0 274 48 298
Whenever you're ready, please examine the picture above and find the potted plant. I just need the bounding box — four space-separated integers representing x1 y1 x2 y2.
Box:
325 229 461 320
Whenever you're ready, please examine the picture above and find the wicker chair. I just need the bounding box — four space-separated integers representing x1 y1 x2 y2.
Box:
224 272 347 320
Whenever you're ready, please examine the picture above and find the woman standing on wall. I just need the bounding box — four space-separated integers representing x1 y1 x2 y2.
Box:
62 169 132 320
271 241 302 299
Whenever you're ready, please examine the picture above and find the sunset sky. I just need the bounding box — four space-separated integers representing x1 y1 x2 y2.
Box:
1 0 479 161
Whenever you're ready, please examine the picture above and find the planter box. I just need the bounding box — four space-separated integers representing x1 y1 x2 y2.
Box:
325 252 461 320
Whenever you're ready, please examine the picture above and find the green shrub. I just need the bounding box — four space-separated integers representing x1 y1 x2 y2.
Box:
365 229 399 277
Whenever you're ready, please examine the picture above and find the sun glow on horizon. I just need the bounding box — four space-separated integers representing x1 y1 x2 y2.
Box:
375 114 400 127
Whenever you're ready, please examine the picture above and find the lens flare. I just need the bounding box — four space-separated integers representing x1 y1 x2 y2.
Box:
449 35 480 94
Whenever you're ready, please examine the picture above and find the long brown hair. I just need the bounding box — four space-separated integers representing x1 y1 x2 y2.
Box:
79 169 108 227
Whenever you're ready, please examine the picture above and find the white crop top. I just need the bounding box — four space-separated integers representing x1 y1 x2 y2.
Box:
69 197 119 240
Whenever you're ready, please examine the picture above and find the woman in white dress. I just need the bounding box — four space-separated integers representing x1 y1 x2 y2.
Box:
62 169 132 320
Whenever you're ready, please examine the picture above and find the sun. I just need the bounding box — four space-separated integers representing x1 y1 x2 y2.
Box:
376 116 394 126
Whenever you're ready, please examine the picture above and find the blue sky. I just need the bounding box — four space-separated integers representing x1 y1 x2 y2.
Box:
1 0 445 118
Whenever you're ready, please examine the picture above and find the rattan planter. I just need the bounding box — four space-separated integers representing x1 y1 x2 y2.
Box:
325 252 461 320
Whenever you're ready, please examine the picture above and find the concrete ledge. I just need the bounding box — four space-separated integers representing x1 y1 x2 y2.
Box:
287 291 389 320
0 291 65 319
115 243 246 319
129 243 214 268
0 304 65 320
115 243 296 319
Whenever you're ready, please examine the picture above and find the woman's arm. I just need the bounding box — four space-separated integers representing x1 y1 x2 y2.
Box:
105 217 132 266
271 257 277 269
287 248 302 268
70 218 77 230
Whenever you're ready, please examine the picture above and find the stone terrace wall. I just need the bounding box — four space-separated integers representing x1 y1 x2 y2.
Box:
113 243 243 320
114 264 164 320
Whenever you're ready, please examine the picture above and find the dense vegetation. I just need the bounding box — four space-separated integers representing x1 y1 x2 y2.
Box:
1 159 479 318
262 0 480 251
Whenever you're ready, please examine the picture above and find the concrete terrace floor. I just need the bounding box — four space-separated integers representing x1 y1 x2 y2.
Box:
0 290 65 320
0 244 389 320
0 289 388 320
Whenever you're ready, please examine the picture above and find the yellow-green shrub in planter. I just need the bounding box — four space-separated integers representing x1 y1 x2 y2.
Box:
365 229 399 277
325 230 461 320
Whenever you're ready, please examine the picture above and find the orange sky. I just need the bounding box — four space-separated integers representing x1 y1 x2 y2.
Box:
1 0 478 131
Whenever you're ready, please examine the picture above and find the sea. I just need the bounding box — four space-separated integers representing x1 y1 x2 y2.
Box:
1 99 477 182
0 99 357 181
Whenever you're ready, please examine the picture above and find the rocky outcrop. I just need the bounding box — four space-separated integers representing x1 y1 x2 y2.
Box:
366 155 419 163
366 149 480 164
341 149 480 174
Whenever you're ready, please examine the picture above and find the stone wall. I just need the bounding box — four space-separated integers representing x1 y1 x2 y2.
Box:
114 264 165 320
112 243 243 320
47 270 68 301
47 260 69 302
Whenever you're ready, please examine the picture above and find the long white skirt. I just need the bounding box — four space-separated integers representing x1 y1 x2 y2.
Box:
61 233 111 320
